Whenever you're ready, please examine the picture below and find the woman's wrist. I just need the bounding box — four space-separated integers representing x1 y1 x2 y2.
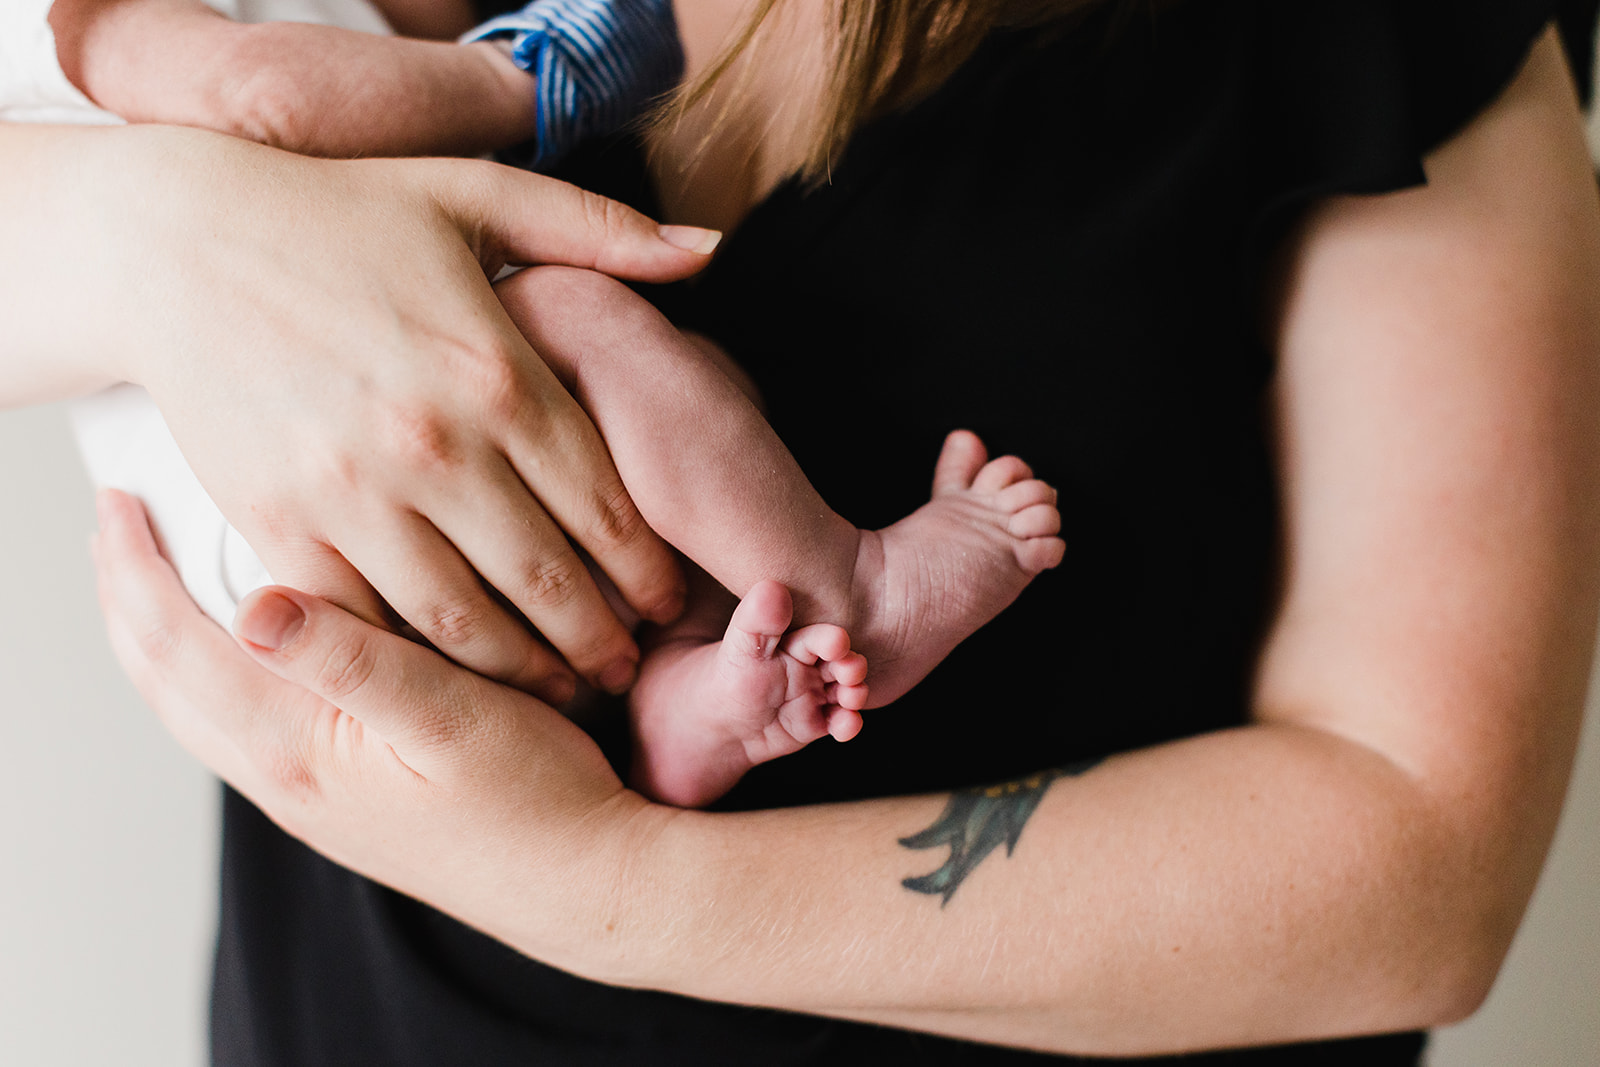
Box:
0 122 180 403
73 124 252 391
498 788 684 982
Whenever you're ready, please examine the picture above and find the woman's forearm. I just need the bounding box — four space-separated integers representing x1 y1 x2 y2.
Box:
0 122 136 405
553 720 1550 1056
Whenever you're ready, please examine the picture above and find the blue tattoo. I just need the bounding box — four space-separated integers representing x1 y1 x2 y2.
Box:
899 759 1101 905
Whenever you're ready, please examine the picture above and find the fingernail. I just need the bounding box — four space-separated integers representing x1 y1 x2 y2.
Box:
235 591 305 651
598 656 638 694
658 224 722 255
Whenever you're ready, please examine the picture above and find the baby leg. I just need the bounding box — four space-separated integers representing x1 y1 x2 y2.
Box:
494 265 863 626
495 266 1064 803
848 428 1066 706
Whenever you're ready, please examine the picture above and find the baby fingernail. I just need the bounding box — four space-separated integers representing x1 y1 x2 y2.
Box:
598 657 638 694
236 591 305 651
658 224 722 255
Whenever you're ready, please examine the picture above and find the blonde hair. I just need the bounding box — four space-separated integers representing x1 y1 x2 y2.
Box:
657 0 1112 183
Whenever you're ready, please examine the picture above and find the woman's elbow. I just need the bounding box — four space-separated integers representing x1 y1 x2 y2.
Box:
1380 801 1552 1030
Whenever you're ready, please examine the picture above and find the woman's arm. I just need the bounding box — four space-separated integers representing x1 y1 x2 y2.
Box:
90 27 1600 1056
0 119 719 696
0 124 137 403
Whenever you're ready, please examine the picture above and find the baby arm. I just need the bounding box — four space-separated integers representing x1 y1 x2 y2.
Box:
47 0 537 157
51 0 684 162
50 0 538 157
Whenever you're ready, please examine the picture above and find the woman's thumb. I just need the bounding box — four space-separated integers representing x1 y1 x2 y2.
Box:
425 159 721 283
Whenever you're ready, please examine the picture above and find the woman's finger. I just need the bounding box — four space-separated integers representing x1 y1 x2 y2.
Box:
419 157 722 284
91 490 313 791
426 459 643 693
230 583 581 781
424 305 685 635
331 510 583 703
485 273 688 628
495 369 687 628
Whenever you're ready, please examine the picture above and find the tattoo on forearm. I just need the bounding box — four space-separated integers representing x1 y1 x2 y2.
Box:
899 759 1101 905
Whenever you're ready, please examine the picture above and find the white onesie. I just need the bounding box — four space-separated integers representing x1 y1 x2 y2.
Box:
2 0 392 626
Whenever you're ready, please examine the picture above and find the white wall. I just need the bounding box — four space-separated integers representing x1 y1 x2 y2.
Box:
0 404 213 1067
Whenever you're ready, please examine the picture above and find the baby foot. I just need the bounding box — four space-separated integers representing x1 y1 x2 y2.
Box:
850 429 1065 707
630 580 868 807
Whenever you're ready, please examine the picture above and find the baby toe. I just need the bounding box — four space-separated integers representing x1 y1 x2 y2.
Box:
971 454 1035 494
1009 503 1063 540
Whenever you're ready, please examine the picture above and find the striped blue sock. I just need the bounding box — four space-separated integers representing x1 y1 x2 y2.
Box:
463 0 683 168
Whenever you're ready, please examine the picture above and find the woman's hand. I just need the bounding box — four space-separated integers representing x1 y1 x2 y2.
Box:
31 123 716 700
92 488 660 961
51 0 538 158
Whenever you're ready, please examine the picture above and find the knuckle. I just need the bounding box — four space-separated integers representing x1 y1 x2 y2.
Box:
539 265 637 326
578 189 634 247
377 403 462 473
310 631 378 702
515 554 584 611
586 480 650 548
462 347 529 427
417 599 488 650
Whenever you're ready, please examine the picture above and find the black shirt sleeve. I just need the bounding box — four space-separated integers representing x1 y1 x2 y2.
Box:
1245 0 1562 287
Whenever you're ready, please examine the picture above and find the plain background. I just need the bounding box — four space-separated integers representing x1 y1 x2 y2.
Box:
3 55 1599 1067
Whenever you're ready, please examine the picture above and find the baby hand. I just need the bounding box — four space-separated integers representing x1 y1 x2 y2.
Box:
51 0 536 158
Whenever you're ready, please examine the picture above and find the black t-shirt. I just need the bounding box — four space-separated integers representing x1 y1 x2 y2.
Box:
211 2 1582 1063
